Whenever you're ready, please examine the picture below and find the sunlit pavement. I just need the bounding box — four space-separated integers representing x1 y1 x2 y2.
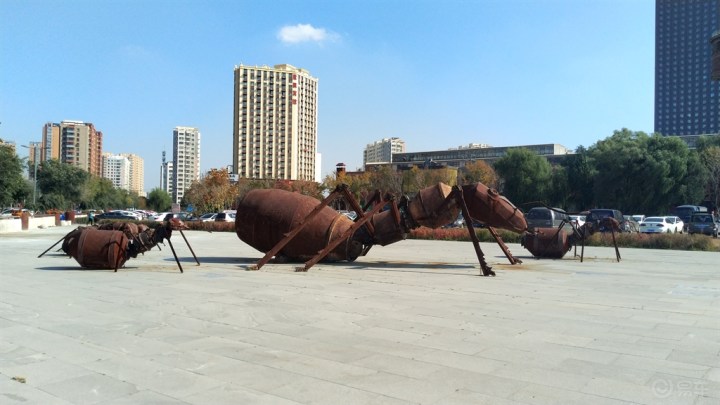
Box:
1 226 718 405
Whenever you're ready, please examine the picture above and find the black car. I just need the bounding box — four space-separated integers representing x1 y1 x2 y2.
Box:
687 213 719 238
162 212 195 222
525 207 571 231
585 209 625 232
95 211 138 221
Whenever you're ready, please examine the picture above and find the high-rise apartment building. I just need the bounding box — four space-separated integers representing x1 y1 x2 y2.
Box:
27 141 42 180
42 120 103 176
120 153 145 197
172 127 201 204
363 137 406 166
41 122 60 161
232 64 318 181
160 151 174 197
102 153 131 191
655 0 720 136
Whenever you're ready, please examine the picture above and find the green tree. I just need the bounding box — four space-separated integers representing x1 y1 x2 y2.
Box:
559 146 595 211
36 159 88 210
699 146 720 210
588 129 699 214
0 145 29 207
147 188 172 212
493 148 552 205
548 165 570 209
81 176 117 209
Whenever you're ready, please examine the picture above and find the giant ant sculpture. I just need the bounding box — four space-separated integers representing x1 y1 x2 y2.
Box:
235 182 527 276
38 218 200 272
521 209 622 262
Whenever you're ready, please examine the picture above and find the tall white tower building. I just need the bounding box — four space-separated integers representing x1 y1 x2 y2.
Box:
102 153 131 191
172 127 201 204
233 64 318 181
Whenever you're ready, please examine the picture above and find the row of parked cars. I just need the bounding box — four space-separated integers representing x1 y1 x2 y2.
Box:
91 210 238 223
524 207 718 238
148 211 237 223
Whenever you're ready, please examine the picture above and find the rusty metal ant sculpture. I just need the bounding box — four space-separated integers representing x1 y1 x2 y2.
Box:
235 182 528 276
521 211 622 262
38 218 200 272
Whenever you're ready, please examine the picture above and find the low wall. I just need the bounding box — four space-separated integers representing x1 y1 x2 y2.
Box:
0 216 75 234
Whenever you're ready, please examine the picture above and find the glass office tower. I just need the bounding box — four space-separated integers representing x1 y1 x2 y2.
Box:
655 0 720 136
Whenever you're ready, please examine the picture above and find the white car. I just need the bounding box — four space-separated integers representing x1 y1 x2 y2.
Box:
569 215 585 228
664 216 684 233
153 212 171 222
639 216 683 234
198 213 217 222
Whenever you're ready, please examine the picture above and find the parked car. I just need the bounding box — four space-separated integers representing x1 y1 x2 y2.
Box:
195 213 218 222
152 212 172 221
568 215 586 228
214 212 236 222
442 213 465 228
687 213 719 237
586 209 625 232
0 208 16 218
525 207 571 231
162 212 195 222
631 215 646 224
337 210 358 221
0 208 33 218
95 210 138 221
672 205 708 232
622 215 641 233
639 216 679 234
663 216 684 233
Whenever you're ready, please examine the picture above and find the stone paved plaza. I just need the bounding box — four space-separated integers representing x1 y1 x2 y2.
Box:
1 225 718 404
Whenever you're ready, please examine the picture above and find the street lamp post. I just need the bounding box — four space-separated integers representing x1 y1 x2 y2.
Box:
21 144 39 206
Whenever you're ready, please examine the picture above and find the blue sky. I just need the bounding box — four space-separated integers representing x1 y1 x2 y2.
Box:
0 0 654 193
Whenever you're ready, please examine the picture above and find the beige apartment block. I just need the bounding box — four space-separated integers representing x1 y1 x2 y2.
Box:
41 122 60 161
42 121 103 177
232 63 317 181
120 153 145 197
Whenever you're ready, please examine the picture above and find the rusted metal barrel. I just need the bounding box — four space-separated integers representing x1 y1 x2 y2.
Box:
235 189 363 262
21 211 30 230
366 209 406 246
73 228 129 269
462 183 527 233
61 227 84 258
521 227 571 258
407 183 459 228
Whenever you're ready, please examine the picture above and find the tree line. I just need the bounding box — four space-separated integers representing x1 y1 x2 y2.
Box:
2 129 719 216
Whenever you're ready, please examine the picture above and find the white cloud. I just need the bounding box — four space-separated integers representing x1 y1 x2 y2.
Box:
277 24 337 44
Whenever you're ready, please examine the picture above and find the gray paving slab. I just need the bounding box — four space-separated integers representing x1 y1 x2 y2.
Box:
1 225 719 404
